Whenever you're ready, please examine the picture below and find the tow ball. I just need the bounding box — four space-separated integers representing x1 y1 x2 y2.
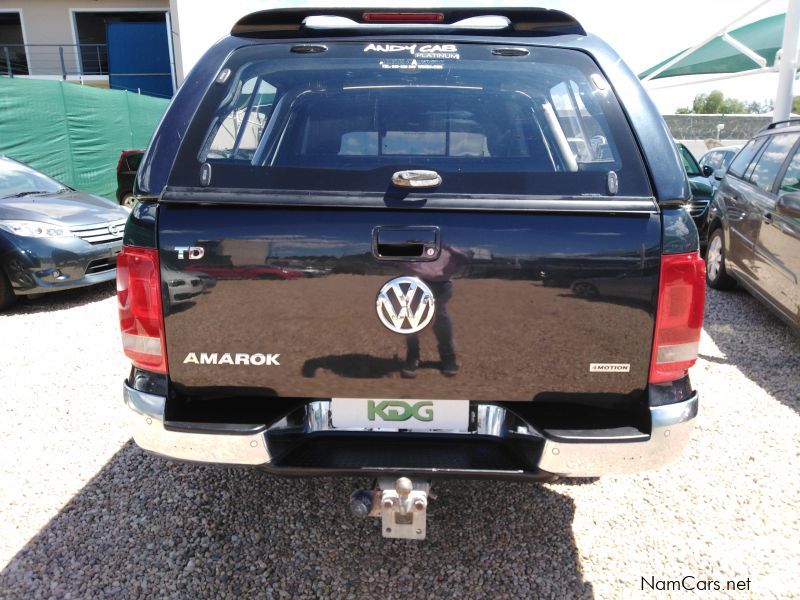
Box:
349 477 432 540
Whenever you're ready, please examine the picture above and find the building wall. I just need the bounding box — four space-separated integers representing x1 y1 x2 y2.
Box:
664 114 773 158
0 0 170 77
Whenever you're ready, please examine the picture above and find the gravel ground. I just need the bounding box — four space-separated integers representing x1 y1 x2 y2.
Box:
0 281 798 599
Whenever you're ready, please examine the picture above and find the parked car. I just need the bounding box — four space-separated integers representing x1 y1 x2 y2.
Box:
699 145 740 191
116 149 144 209
677 142 714 248
118 8 705 540
161 266 210 312
0 155 129 310
698 146 742 192
706 120 800 332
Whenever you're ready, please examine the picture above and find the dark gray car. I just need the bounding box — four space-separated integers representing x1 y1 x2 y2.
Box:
677 142 714 247
706 121 800 332
0 155 129 310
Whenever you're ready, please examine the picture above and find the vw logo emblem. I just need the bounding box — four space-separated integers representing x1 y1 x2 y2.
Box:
108 223 122 236
376 276 436 334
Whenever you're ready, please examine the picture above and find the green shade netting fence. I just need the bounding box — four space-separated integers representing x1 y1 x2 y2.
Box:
0 77 168 200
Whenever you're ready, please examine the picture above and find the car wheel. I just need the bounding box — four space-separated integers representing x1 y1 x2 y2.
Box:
572 282 598 298
0 270 17 311
121 194 137 210
705 228 736 290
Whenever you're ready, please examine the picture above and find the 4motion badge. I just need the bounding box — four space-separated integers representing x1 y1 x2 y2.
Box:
376 276 435 334
589 363 631 373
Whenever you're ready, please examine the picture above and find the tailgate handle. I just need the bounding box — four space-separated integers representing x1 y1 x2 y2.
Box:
373 226 440 260
391 170 442 189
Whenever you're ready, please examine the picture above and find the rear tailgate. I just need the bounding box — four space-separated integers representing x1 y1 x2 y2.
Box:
157 38 662 405
160 204 660 402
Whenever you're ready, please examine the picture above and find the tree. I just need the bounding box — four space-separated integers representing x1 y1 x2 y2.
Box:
691 90 747 114
793 96 800 115
720 97 748 114
692 90 724 113
675 90 766 114
746 100 766 114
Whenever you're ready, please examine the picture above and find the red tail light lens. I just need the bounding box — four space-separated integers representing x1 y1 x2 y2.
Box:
362 12 444 23
117 245 167 374
116 150 133 174
649 251 706 384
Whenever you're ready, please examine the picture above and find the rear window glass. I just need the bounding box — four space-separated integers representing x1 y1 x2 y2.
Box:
208 79 276 159
779 145 800 194
748 133 798 193
722 150 736 167
173 43 651 197
728 138 765 178
701 151 722 170
127 153 143 171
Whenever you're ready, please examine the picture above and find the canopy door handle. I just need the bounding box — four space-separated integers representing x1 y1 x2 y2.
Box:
391 170 442 189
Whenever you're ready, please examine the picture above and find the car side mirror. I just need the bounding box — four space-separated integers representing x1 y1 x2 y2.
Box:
702 165 714 177
713 168 725 181
776 192 800 217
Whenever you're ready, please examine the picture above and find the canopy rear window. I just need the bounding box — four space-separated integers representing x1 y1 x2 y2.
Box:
171 42 651 197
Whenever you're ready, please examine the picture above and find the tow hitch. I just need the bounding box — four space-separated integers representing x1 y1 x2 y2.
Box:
349 477 432 540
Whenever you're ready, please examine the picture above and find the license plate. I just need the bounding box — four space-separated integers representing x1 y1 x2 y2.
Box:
330 398 469 432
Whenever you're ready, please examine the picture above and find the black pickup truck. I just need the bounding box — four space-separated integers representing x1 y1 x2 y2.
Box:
118 8 705 539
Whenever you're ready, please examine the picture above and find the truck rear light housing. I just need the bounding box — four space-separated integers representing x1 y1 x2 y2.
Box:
649 251 706 384
362 12 444 23
116 149 137 174
117 245 168 374
301 14 512 31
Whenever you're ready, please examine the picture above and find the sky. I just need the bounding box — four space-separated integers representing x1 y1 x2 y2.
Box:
174 0 797 113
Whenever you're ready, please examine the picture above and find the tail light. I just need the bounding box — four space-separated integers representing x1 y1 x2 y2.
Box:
649 251 706 384
362 12 444 23
117 150 131 174
117 245 167 374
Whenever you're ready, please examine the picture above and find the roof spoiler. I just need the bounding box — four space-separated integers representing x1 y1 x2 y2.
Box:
231 7 585 37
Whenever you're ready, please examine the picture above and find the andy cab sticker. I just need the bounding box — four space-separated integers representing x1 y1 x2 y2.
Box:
364 43 460 59
365 43 460 71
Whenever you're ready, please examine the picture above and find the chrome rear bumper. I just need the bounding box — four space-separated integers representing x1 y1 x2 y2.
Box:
123 382 698 478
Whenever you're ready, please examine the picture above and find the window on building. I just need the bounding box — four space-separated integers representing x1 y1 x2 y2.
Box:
0 12 28 75
74 11 165 75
